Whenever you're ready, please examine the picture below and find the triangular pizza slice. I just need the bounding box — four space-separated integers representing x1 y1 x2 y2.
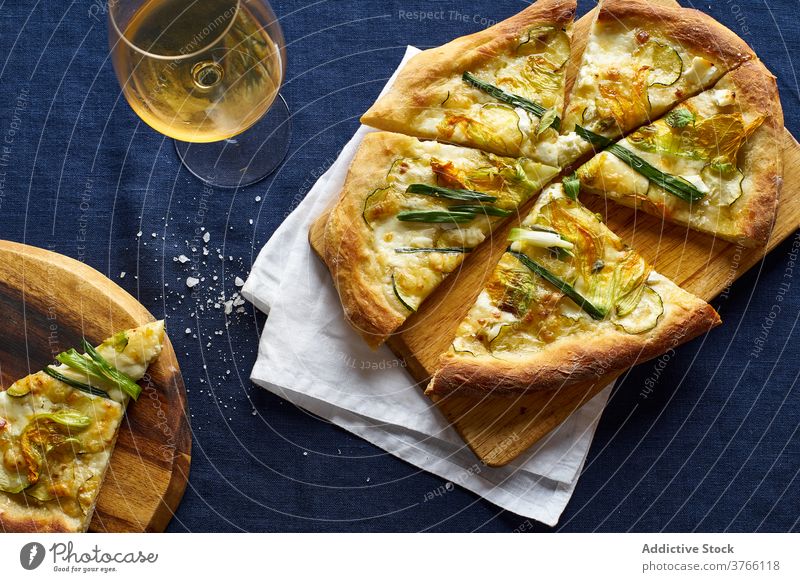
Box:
0 321 165 532
558 0 756 165
361 0 576 167
322 131 559 348
426 184 720 397
576 60 783 246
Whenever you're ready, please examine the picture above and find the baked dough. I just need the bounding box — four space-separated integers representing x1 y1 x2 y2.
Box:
321 132 559 348
0 321 165 532
361 0 575 167
426 185 720 397
576 60 783 246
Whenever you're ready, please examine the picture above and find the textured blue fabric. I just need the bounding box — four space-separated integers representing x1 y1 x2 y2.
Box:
0 0 797 532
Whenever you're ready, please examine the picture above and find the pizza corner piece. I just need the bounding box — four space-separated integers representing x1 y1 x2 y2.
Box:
322 131 560 349
425 183 721 398
556 0 758 167
360 0 576 167
0 320 165 532
575 59 784 247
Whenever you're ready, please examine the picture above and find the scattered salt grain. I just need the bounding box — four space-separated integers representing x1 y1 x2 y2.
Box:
203 232 210 243
235 277 245 287
186 277 200 288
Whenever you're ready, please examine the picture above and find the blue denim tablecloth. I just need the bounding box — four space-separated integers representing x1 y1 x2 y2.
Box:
0 0 797 532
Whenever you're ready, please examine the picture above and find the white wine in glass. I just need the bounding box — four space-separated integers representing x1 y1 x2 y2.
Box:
109 0 290 187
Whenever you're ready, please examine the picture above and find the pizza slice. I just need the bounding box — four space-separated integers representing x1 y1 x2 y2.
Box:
322 131 559 348
0 321 165 532
576 60 783 246
558 0 756 165
360 0 575 167
426 184 720 397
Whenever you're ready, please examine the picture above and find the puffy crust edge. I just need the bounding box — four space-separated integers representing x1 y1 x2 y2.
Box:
361 0 576 133
726 60 784 246
426 280 721 397
0 511 84 533
321 132 409 349
597 0 755 69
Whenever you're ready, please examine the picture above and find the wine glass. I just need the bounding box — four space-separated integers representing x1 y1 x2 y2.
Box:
109 0 290 188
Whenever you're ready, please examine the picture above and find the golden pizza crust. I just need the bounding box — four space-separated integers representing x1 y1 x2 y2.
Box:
427 279 720 397
725 61 784 246
596 0 755 70
322 133 421 348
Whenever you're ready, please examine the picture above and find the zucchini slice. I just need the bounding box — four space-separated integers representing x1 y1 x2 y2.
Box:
614 286 664 334
5 380 31 397
0 467 29 494
394 247 473 255
391 273 417 313
362 187 393 228
702 164 745 207
487 323 517 351
636 40 683 87
451 337 478 357
516 25 571 69
24 479 57 502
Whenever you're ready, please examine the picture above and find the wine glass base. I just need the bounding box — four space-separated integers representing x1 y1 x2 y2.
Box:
174 94 291 189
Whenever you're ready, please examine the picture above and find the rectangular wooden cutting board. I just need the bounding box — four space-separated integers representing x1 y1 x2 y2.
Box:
308 0 800 467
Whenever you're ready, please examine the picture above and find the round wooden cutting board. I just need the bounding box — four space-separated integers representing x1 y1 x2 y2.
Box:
0 240 191 532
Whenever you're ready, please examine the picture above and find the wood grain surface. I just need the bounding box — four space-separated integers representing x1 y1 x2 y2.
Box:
309 0 800 467
0 240 191 532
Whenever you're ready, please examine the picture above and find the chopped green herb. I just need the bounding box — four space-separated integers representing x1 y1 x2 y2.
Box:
405 183 496 203
575 125 706 202
449 204 512 217
394 247 473 254
665 108 695 128
537 108 559 136
81 340 142 401
43 367 110 399
606 144 706 202
508 250 607 320
575 125 614 149
396 210 476 223
462 72 560 129
562 173 580 200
